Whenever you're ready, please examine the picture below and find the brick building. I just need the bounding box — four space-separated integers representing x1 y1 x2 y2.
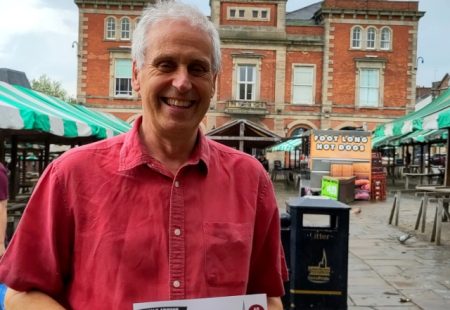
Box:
74 0 424 140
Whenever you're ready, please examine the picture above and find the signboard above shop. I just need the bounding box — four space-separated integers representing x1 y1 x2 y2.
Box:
309 130 371 161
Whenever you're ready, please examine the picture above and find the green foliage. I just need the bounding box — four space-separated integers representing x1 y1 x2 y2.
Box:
31 74 76 103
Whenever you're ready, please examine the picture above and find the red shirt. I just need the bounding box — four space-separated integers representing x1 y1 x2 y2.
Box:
0 117 287 309
0 163 8 200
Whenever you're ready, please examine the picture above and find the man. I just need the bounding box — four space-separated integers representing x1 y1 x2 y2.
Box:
0 1 287 309
0 162 8 257
0 163 9 310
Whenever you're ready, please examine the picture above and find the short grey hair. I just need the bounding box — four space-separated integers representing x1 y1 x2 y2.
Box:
132 0 221 74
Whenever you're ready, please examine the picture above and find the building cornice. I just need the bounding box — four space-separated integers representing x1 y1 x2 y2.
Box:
316 8 424 21
75 0 152 5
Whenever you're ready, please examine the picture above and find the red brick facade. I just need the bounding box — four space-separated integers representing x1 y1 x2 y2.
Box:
75 0 424 136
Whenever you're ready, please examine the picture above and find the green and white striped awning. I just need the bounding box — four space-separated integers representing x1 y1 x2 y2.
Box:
373 88 450 140
437 109 450 129
266 138 301 152
0 81 130 139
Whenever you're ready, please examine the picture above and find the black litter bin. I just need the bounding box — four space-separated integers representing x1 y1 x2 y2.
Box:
280 213 291 309
287 196 350 310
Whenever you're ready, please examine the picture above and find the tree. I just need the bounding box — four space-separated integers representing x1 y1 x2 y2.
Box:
31 74 76 103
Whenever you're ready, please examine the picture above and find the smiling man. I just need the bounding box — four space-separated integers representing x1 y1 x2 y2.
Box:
0 1 287 309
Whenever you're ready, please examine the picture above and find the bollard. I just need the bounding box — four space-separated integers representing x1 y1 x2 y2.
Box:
287 196 350 310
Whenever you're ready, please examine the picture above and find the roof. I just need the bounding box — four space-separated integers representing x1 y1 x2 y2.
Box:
0 68 31 89
373 87 450 141
286 1 322 21
206 119 281 150
0 81 130 140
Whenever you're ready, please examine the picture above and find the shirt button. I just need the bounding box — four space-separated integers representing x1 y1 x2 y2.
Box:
174 180 180 188
174 228 181 236
173 280 181 288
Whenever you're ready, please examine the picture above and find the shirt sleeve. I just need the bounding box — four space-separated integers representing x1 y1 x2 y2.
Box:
0 162 73 303
0 164 8 200
246 170 288 297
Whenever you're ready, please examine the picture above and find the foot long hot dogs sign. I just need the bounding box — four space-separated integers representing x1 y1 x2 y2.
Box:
309 130 371 161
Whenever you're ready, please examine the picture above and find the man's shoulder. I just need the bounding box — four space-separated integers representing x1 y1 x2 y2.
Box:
53 134 126 168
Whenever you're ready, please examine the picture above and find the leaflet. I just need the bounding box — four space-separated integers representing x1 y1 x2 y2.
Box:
133 294 267 310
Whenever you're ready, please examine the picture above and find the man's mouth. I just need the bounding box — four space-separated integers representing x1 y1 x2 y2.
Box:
162 97 195 108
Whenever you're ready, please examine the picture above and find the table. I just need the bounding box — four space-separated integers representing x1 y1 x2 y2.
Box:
404 172 442 189
414 186 450 245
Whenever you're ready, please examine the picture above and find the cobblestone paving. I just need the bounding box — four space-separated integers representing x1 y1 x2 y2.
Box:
273 181 450 309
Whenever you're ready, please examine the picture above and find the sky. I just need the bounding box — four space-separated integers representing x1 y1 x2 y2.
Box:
0 0 448 97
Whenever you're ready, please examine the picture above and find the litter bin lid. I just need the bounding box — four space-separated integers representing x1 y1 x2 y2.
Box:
286 196 351 210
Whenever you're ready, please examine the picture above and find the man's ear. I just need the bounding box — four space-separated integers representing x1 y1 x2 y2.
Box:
131 60 140 92
211 74 217 97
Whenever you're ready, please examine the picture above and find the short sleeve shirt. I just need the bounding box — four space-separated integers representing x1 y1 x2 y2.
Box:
0 117 287 309
0 163 8 200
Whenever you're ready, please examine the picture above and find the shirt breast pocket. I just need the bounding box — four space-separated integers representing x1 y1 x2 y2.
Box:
203 222 252 287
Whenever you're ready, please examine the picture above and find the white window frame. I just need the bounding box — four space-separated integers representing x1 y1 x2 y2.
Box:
237 64 256 101
231 56 261 101
105 16 116 40
261 10 268 19
351 26 362 49
120 17 131 40
366 27 377 50
359 69 379 107
227 7 270 21
292 64 315 105
380 27 392 50
113 58 133 97
355 60 385 108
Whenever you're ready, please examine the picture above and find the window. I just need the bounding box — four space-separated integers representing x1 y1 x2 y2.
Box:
380 27 391 50
261 10 268 19
237 65 256 100
366 27 376 49
106 17 116 39
228 7 270 21
114 59 132 96
359 68 380 107
292 66 314 105
291 127 307 137
120 18 130 40
351 26 362 48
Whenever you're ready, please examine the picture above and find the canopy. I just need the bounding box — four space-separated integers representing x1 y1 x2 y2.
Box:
0 81 130 139
374 88 450 140
266 138 301 152
206 119 280 152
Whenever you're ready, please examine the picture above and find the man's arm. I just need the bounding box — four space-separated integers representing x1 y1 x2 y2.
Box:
0 200 7 256
267 297 283 310
5 288 66 310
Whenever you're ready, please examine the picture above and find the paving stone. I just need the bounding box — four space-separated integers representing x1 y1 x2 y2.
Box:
273 181 450 309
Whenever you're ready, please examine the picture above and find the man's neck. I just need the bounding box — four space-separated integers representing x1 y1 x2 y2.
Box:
139 122 198 175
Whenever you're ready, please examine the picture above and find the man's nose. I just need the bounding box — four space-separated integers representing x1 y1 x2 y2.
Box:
172 67 192 93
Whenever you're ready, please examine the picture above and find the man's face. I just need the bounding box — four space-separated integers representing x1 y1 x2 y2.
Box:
132 20 217 137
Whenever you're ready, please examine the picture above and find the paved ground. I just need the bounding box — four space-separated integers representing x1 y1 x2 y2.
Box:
273 181 450 309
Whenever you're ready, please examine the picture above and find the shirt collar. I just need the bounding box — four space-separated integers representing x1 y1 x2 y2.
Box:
118 116 210 173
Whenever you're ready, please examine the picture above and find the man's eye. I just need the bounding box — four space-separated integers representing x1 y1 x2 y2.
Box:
189 64 208 76
157 62 175 71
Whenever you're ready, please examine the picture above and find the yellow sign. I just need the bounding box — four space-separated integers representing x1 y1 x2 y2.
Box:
310 131 371 160
307 249 331 284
